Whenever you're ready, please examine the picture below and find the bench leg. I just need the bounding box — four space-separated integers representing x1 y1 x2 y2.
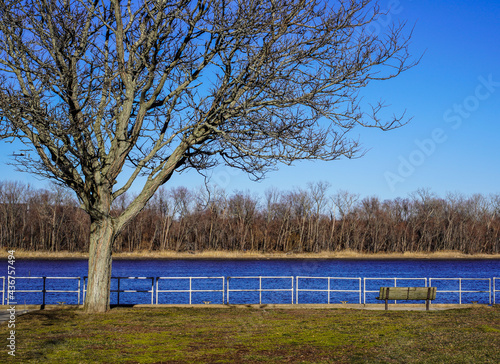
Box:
426 299 429 311
385 299 388 311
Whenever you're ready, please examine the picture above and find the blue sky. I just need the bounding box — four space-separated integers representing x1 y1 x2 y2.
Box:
1 0 499 201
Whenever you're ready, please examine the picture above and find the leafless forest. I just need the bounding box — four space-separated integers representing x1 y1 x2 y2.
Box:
1 180 499 254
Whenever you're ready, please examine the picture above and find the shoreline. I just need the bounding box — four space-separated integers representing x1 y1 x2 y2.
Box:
3 249 500 260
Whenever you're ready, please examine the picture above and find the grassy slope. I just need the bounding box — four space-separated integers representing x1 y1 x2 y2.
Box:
5 306 500 363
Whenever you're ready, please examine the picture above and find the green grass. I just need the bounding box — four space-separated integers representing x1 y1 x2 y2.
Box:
4 306 500 363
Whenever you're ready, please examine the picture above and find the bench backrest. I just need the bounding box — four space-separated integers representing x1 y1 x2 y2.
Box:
378 287 436 300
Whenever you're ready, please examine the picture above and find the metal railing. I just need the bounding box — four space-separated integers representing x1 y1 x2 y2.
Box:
227 276 294 304
296 277 362 304
4 277 81 305
363 278 428 304
1 276 5 306
429 278 491 305
494 278 499 305
155 277 225 304
83 277 155 305
0 276 496 306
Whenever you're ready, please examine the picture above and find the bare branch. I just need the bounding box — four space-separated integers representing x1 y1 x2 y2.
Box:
0 0 416 235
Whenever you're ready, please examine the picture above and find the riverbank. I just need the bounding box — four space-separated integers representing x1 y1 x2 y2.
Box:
3 249 500 260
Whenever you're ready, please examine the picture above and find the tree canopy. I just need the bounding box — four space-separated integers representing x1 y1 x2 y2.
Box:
0 0 416 312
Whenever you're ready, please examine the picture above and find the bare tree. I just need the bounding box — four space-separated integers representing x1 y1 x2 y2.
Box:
0 0 415 312
262 187 281 252
331 189 359 250
307 181 330 251
3 181 500 264
0 181 30 249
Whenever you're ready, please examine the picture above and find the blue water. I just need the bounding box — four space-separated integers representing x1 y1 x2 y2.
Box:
4 259 500 306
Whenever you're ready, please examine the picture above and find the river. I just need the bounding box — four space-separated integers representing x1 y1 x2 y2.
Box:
4 259 500 305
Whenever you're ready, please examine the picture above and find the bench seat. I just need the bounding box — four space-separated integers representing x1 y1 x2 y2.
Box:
376 287 436 310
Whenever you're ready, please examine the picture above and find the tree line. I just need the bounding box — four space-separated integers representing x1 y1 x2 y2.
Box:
1 180 499 254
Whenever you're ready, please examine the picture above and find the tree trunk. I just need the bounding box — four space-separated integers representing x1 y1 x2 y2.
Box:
84 217 114 313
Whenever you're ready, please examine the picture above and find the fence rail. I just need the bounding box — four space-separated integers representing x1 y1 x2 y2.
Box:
2 276 498 306
296 277 362 304
83 277 155 305
363 278 428 304
4 277 81 305
227 276 294 304
429 278 491 305
155 277 225 304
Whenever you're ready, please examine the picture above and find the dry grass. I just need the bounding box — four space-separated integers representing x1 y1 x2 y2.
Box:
3 248 500 260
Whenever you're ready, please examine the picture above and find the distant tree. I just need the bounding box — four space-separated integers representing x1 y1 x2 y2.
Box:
0 0 415 312
331 189 359 250
307 181 330 251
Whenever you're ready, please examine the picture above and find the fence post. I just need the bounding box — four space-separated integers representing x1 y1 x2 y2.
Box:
41 277 46 309
117 278 120 306
259 276 262 305
363 278 366 304
151 278 155 305
156 277 159 305
296 277 299 304
358 278 362 304
189 277 192 305
459 278 462 305
489 279 492 305
327 277 331 305
84 277 87 303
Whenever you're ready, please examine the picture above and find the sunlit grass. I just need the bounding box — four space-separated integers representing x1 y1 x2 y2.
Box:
5 306 500 363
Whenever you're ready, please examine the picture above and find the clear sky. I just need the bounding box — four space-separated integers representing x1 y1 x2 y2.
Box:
1 0 499 201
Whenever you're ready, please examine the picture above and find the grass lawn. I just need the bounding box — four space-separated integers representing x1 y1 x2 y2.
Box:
4 306 500 363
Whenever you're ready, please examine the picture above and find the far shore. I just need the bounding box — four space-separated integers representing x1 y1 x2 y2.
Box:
3 249 500 260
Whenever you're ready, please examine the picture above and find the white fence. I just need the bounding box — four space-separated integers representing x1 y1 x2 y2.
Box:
227 276 294 304
296 277 362 304
429 278 492 305
363 278 428 304
83 277 155 305
1 277 4 306
4 277 81 305
155 277 225 304
2 276 498 306
494 278 499 305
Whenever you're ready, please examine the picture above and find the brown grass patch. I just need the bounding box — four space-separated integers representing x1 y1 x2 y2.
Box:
3 248 500 260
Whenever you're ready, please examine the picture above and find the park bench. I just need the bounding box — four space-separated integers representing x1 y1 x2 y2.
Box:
376 287 436 311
